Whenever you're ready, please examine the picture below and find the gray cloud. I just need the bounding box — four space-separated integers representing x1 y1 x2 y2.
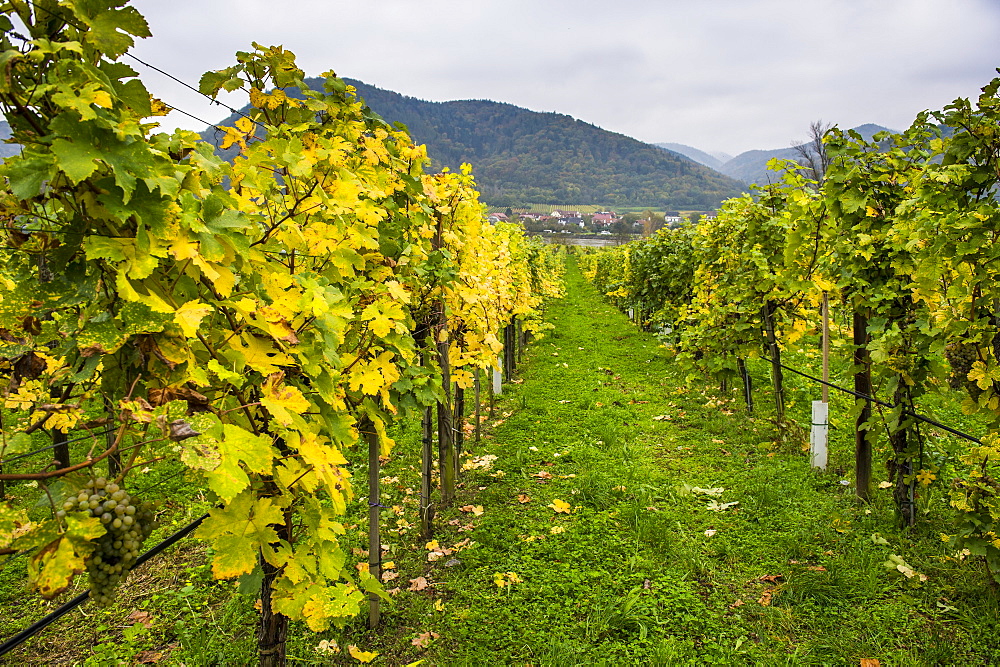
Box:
131 0 1000 155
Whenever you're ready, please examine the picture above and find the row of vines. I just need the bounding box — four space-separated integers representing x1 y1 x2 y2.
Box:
0 1 564 663
581 73 1000 582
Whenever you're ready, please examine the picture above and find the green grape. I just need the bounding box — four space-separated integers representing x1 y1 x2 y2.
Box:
68 478 158 608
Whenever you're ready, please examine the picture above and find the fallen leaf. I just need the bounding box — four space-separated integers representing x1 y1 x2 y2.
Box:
459 505 485 515
704 529 717 537
448 519 462 526
860 660 881 667
759 574 783 583
550 526 566 534
642 579 652 589
425 540 439 550
408 577 429 591
135 651 164 664
458 523 475 532
653 414 672 421
532 471 553 480
381 570 399 581
548 499 572 513
434 599 446 611
807 565 827 572
757 590 773 606
348 645 378 663
729 599 745 609
127 610 154 628
517 494 531 504
315 639 340 655
411 631 439 649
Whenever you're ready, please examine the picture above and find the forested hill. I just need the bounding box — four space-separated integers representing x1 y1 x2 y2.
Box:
202 78 745 209
341 79 745 208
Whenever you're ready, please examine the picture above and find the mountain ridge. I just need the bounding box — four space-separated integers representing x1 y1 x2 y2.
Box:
201 78 745 210
658 123 898 185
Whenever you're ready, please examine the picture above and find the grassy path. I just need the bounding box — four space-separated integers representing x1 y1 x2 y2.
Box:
362 257 998 666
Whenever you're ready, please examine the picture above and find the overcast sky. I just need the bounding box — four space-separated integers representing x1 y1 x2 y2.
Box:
132 0 1000 157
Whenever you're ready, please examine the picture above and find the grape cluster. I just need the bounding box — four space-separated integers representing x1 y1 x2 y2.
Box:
944 341 978 391
58 477 156 607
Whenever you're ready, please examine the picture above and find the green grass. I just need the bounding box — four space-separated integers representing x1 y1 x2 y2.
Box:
2 256 999 665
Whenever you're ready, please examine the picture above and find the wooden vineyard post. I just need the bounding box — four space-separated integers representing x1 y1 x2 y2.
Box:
420 405 434 539
474 369 482 444
516 319 524 364
104 397 120 477
362 420 381 629
52 429 69 470
454 383 465 482
761 302 785 422
504 319 517 380
854 310 872 500
437 338 455 504
737 357 753 414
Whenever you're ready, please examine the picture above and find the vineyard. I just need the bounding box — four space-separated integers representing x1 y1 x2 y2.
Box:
0 1 566 664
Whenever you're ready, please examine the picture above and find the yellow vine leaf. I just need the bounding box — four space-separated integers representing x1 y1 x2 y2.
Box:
348 645 379 663
174 300 212 338
229 333 294 375
261 373 311 426
195 492 284 579
548 499 572 514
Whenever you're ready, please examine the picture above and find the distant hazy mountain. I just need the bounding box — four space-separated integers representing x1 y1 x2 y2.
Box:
655 142 729 170
718 124 898 185
203 78 745 210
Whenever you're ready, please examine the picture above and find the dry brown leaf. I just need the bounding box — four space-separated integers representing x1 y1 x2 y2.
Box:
759 574 783 583
860 660 881 667
532 471 553 480
807 565 827 571
757 590 773 606
412 631 440 649
127 610 154 628
517 494 532 503
381 571 399 582
408 577 429 591
135 651 165 664
729 599 745 609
